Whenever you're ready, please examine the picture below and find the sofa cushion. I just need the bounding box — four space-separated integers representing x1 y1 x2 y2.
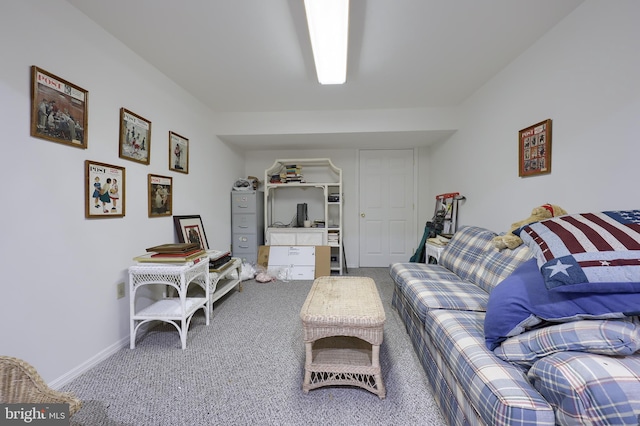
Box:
484 258 640 350
390 263 489 322
439 226 496 285
528 352 640 425
494 318 640 367
472 243 533 294
425 310 555 425
520 210 640 293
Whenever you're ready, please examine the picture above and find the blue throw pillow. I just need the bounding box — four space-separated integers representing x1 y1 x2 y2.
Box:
519 210 640 293
484 258 640 351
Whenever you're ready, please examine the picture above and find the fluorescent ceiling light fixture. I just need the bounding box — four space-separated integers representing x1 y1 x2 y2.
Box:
304 0 349 85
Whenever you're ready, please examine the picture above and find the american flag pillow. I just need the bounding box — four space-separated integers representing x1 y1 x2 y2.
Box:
520 210 640 293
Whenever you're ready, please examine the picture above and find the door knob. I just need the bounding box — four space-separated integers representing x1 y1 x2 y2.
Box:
361 213 365 217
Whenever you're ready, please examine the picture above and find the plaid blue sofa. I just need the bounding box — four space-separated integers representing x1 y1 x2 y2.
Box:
391 226 640 426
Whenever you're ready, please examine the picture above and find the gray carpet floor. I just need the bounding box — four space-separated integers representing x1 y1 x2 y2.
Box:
63 268 446 425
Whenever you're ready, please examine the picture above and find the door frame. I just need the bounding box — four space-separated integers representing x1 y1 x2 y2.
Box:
356 148 419 267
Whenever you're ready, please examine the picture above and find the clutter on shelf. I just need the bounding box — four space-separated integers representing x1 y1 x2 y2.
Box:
427 234 451 246
133 242 207 264
269 164 305 183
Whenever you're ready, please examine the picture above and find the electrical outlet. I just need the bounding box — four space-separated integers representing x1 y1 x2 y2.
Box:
117 282 125 299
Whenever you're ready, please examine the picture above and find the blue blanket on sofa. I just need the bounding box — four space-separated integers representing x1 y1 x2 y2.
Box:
484 258 640 350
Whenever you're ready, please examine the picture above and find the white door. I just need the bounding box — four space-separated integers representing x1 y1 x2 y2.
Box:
359 149 415 267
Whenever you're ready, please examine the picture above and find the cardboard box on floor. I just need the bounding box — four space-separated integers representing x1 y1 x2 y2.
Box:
258 246 330 279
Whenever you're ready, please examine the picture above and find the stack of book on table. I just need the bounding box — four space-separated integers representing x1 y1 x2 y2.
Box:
207 250 233 272
134 243 208 265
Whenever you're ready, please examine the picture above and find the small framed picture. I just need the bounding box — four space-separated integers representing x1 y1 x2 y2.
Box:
173 215 209 250
85 160 125 218
148 174 172 217
119 108 151 165
519 119 552 177
169 131 189 174
31 66 88 149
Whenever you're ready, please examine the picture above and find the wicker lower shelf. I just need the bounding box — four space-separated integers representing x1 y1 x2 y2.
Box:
133 297 206 319
304 336 384 398
310 336 373 367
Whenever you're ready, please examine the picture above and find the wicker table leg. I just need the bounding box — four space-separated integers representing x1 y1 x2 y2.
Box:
303 341 313 393
371 344 385 398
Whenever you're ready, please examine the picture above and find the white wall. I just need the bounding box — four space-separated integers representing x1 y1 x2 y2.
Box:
427 0 640 231
0 0 244 384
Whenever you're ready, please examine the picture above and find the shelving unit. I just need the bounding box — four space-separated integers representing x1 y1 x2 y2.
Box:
209 257 242 307
264 158 344 274
128 259 210 350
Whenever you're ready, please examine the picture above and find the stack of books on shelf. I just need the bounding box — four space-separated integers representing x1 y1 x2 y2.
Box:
133 243 207 265
327 232 339 245
284 164 304 182
270 164 305 183
207 249 233 271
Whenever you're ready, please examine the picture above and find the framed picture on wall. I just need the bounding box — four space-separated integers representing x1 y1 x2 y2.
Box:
85 160 125 218
173 215 209 250
148 174 172 217
519 119 552 177
31 66 88 149
119 108 151 165
169 131 189 174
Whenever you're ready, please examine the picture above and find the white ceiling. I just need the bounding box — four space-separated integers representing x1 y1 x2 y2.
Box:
65 0 583 150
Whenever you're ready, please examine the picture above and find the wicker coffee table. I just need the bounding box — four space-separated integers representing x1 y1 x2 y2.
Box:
300 276 386 399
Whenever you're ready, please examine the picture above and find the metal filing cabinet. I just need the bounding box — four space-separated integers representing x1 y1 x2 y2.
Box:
231 190 264 264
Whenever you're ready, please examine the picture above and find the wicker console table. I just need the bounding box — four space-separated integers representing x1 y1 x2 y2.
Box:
129 259 210 350
300 276 386 398
209 257 242 309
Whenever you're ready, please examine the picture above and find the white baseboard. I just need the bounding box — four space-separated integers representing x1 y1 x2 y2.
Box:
48 336 129 390
48 321 162 389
